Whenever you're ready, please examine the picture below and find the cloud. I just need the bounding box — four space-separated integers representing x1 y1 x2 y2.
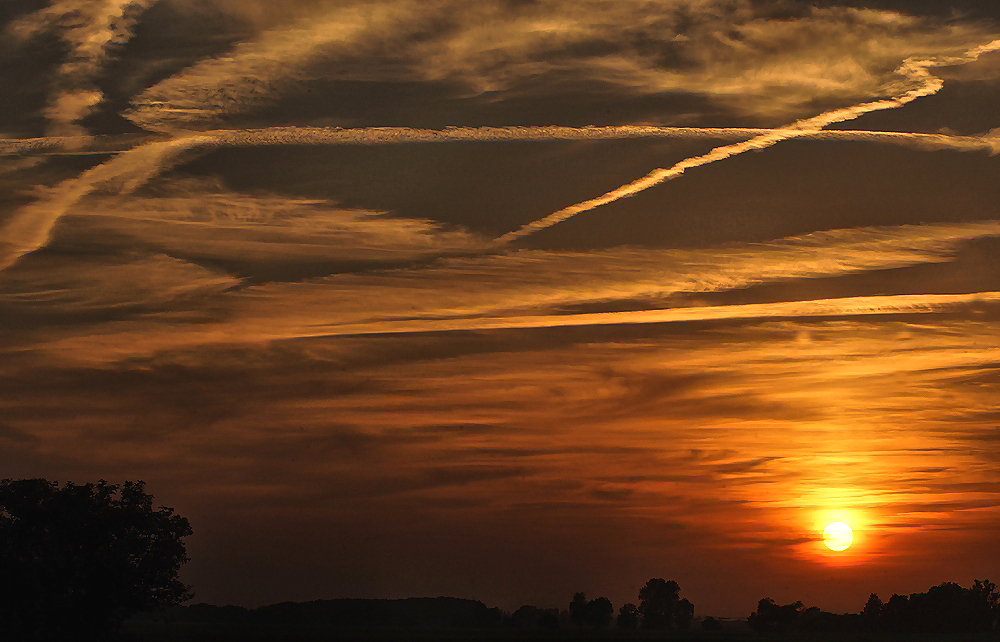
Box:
0 252 239 314
7 125 1000 156
14 220 1000 361
126 1 1000 131
494 37 1000 243
211 124 1000 155
7 0 159 135
126 0 426 132
57 179 486 268
0 134 214 272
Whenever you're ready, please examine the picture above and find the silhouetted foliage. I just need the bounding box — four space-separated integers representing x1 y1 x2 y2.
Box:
0 478 192 641
748 598 804 633
589 596 614 629
143 597 505 630
701 615 723 631
511 604 560 630
862 591 883 626
676 597 695 630
638 578 686 629
617 602 640 629
568 592 614 629
867 581 999 633
570 592 588 627
749 580 1000 636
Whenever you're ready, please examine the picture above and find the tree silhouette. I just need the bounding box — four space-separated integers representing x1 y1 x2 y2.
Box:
676 597 695 630
588 596 614 630
638 578 682 629
569 592 614 629
748 597 803 632
0 478 193 641
617 602 639 629
701 615 723 631
862 592 883 629
570 592 588 627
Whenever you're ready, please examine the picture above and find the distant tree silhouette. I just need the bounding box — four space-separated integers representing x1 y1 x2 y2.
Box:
906 581 998 633
570 592 588 627
747 580 999 636
588 596 614 629
0 478 192 641
511 605 560 630
748 597 803 633
676 597 695 630
701 615 723 631
861 592 883 629
638 578 683 629
882 592 910 631
569 592 614 629
617 602 639 629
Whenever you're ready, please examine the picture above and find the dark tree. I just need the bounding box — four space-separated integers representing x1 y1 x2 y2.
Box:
570 592 588 627
510 605 560 630
638 578 681 629
676 597 695 630
617 602 639 629
748 597 803 633
0 478 193 641
701 615 723 631
862 592 883 628
588 596 614 630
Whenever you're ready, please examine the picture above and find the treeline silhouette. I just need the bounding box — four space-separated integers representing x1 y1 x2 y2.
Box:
143 597 505 629
137 578 696 633
4 478 1000 640
749 580 1000 635
136 578 999 636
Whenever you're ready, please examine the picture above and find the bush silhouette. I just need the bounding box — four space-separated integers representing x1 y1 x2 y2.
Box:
0 478 192 641
617 602 639 629
639 578 690 629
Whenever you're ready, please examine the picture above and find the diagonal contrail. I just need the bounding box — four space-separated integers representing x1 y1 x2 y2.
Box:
492 39 1000 245
0 136 214 273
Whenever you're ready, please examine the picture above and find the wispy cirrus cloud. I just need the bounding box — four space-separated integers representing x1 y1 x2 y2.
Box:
127 0 1000 131
495 37 1000 243
9 220 997 361
6 0 158 135
0 134 213 272
56 180 486 267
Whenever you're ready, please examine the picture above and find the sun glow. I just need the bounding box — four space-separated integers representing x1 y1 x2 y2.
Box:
823 522 854 551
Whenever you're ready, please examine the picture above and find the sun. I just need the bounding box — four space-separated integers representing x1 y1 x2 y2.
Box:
823 522 853 551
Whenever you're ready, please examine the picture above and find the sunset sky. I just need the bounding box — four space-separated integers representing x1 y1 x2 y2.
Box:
2 0 1000 617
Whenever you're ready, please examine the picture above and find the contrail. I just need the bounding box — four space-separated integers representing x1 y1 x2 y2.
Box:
280 291 1000 338
210 125 1000 153
6 125 997 157
0 135 214 272
492 39 1000 245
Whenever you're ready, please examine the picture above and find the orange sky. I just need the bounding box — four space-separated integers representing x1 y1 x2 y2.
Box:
1 0 1000 616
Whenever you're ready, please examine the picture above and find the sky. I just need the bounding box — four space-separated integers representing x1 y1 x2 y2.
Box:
2 0 1000 618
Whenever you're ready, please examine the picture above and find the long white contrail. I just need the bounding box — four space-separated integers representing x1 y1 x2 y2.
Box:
6 125 998 156
0 135 213 272
492 39 1000 245
278 291 1000 338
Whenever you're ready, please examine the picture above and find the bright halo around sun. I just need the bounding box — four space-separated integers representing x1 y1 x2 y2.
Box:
823 522 853 551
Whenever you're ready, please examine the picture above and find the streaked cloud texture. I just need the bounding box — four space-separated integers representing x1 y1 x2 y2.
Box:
2 0 999 617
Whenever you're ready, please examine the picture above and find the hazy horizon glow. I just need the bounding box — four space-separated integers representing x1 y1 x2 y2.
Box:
2 0 999 617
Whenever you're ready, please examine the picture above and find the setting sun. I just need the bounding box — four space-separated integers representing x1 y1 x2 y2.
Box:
824 522 854 551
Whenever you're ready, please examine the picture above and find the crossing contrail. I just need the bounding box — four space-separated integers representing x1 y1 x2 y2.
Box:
492 39 1000 245
0 135 213 273
5 125 997 157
